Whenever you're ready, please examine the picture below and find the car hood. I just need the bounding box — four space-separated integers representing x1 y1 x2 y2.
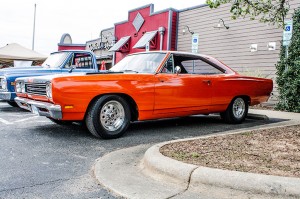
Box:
0 66 56 76
17 73 87 83
17 71 143 84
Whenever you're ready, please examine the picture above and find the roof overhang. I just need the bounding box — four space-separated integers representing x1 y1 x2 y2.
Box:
133 31 158 49
109 36 131 52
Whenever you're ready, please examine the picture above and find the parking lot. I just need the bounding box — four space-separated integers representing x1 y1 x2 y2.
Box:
0 100 277 198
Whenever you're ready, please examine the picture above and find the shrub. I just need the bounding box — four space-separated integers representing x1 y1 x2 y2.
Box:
276 7 300 112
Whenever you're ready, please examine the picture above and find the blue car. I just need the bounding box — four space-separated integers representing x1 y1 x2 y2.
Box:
0 50 99 106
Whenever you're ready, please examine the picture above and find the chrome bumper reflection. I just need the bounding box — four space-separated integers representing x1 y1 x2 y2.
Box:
15 97 62 119
0 92 12 100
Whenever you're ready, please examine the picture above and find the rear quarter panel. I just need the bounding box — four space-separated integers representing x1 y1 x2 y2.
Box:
211 75 273 108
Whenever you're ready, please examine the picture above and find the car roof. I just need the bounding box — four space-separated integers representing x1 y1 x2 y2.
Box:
129 50 207 57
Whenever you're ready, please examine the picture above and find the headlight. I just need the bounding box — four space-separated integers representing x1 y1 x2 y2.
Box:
21 82 26 93
46 82 52 99
16 81 25 93
0 77 7 91
16 81 22 93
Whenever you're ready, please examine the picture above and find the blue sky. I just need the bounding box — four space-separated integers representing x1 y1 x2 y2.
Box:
1 0 206 55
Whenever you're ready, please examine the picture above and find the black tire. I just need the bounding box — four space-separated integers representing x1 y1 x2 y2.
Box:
48 118 73 125
221 97 248 124
85 95 131 139
220 112 225 120
7 101 18 107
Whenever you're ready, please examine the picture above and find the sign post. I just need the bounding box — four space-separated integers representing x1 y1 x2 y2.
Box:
283 19 293 58
191 34 199 73
191 34 199 53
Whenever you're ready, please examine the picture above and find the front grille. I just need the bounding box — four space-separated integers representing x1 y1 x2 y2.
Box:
26 82 47 96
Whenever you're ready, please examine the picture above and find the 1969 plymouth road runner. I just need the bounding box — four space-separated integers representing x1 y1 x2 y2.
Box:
15 51 273 139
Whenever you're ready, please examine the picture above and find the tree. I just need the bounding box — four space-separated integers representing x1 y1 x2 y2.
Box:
275 7 300 112
206 0 289 27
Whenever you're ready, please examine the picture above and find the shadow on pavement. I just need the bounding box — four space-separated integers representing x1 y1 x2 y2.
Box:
19 114 288 141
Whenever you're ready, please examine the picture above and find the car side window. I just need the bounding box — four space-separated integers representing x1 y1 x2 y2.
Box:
74 53 94 69
64 53 93 69
182 59 224 75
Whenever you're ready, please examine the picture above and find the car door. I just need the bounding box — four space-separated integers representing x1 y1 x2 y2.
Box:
154 54 213 115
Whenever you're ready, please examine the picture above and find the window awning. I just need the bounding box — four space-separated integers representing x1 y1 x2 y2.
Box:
109 36 131 52
133 31 158 49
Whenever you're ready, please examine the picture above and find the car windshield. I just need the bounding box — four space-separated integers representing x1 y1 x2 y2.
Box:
41 52 70 68
109 53 167 73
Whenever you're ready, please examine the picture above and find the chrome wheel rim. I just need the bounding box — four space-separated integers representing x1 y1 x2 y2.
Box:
232 98 245 119
100 100 125 132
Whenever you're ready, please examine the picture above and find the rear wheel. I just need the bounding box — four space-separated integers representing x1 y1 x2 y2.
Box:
221 97 248 124
85 95 131 139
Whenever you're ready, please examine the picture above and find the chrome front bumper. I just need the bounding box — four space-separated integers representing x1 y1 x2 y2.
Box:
0 92 12 100
15 97 62 119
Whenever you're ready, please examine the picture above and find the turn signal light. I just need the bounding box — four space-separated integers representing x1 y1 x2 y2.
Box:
64 105 74 109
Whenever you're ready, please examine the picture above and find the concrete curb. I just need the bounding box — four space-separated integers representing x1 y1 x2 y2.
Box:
142 143 198 185
191 166 300 196
142 122 300 198
246 113 269 120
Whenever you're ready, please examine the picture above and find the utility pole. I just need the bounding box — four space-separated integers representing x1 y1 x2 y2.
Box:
32 3 36 50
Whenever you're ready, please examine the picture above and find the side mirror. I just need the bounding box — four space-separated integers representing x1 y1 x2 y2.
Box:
175 66 181 75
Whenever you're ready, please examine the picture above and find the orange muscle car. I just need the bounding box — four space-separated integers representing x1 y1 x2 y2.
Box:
15 51 273 139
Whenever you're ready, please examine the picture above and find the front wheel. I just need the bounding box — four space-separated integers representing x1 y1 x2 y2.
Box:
221 97 248 124
85 95 131 139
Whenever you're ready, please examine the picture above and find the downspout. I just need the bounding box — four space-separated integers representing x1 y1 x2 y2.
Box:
158 27 165 51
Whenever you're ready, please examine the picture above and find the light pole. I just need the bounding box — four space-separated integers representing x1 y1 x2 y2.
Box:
32 3 36 50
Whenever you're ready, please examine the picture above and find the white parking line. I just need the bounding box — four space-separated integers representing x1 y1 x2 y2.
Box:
0 118 13 124
14 115 40 123
3 113 32 117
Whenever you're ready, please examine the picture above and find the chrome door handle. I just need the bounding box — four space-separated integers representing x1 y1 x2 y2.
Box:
158 78 165 82
203 80 211 85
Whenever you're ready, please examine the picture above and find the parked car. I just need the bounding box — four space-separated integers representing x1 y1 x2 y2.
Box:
0 50 100 107
15 51 273 139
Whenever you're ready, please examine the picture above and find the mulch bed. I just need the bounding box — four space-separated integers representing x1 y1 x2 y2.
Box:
160 125 300 178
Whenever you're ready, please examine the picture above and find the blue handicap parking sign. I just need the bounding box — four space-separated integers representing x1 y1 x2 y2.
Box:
285 26 291 31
